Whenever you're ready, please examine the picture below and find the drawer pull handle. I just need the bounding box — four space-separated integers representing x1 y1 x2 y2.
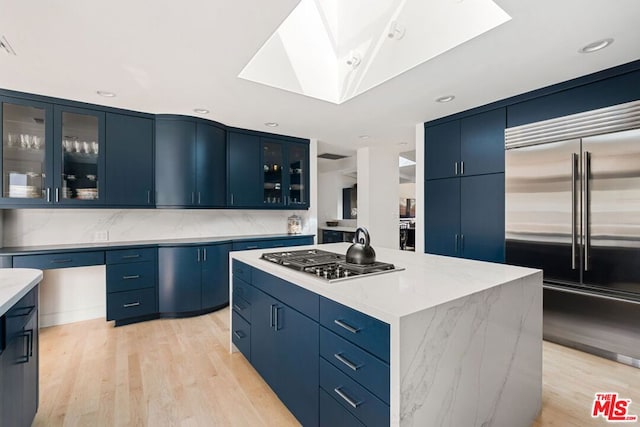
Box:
122 275 141 280
51 258 72 264
233 330 245 339
122 254 140 259
123 302 141 308
233 303 244 311
246 245 259 250
334 387 362 408
334 319 360 334
334 353 361 371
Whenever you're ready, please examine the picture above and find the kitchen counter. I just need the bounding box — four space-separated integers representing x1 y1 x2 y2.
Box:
0 233 315 256
0 269 43 316
230 243 543 426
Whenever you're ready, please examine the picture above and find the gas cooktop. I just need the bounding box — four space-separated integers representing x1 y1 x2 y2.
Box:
260 249 404 282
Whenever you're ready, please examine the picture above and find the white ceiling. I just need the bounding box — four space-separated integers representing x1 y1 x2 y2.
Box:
1 0 639 155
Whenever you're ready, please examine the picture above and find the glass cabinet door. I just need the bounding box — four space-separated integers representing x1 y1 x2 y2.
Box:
1 98 53 203
287 143 308 207
54 107 105 204
262 140 285 206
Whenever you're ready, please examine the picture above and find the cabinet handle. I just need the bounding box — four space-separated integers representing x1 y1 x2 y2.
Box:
123 302 140 308
147 190 151 204
454 162 458 175
231 194 234 205
270 304 276 328
461 160 465 175
198 192 201 205
334 387 362 408
27 329 34 357
46 187 51 202
51 258 72 264
334 319 360 334
122 254 140 259
122 275 140 280
274 306 282 331
18 332 30 364
55 187 60 202
233 330 245 339
191 192 195 205
233 303 244 311
203 248 207 261
246 245 259 250
460 234 464 252
197 248 201 262
334 353 361 371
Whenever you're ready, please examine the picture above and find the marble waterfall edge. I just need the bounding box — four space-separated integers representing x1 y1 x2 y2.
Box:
397 273 542 427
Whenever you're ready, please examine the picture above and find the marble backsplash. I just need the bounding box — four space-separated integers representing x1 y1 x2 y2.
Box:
2 209 315 247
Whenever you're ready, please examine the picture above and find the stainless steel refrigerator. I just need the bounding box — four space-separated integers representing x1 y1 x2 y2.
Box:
505 100 640 366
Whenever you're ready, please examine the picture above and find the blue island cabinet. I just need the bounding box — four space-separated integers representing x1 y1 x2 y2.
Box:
1 286 39 427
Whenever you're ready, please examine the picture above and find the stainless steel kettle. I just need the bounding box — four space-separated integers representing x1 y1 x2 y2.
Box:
346 227 376 265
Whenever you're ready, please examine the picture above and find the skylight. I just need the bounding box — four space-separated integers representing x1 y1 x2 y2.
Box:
239 0 511 104
399 156 416 167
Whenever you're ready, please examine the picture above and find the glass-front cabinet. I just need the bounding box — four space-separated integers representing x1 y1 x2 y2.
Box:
1 97 54 205
0 97 105 206
53 106 105 205
287 143 308 207
262 139 285 207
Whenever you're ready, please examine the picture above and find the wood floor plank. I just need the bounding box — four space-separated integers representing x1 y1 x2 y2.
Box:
32 308 639 426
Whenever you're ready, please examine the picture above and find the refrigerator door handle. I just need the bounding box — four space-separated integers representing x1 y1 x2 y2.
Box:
571 153 578 270
583 151 591 271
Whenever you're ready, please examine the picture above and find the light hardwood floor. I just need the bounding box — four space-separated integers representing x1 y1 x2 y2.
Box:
33 308 639 426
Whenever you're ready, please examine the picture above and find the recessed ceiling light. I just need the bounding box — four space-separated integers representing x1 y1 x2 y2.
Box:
436 95 455 103
265 122 279 127
579 38 614 54
96 90 116 98
193 108 209 114
359 135 370 139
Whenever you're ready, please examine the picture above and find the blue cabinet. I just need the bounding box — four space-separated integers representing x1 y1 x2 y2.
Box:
228 131 310 209
249 286 319 427
424 178 461 257
228 131 262 207
105 113 154 206
155 118 196 207
424 120 460 180
425 175 505 263
460 108 506 176
158 243 231 316
196 123 226 207
322 229 345 243
1 286 39 427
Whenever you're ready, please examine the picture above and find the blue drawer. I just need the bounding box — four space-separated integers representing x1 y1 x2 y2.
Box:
232 260 252 284
320 297 390 364
232 276 253 300
106 261 156 293
320 388 365 427
252 269 319 321
320 327 390 404
232 294 251 323
106 248 156 264
107 287 156 321
319 359 389 427
232 240 264 251
232 310 251 361
13 251 104 270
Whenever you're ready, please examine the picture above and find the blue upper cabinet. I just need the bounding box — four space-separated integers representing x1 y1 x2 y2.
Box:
424 120 460 180
53 105 106 206
286 141 310 208
0 96 54 207
228 131 262 207
196 123 226 207
105 113 154 207
155 117 197 207
261 138 287 208
460 108 506 176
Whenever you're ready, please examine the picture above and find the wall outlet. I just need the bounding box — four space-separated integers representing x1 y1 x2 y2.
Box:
94 230 109 242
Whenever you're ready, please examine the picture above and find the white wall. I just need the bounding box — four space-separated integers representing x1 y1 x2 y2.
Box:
399 182 416 199
317 172 356 224
357 146 399 249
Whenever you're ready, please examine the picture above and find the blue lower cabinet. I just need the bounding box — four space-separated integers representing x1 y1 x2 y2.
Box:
12 251 104 270
1 286 39 427
322 230 343 243
201 243 232 310
319 388 365 427
158 247 202 314
425 178 461 257
251 286 319 427
319 359 389 427
106 262 156 293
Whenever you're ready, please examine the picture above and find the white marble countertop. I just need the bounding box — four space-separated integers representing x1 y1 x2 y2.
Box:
230 243 541 324
0 269 43 316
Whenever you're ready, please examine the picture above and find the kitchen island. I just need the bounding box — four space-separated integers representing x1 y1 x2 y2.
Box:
230 243 542 427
